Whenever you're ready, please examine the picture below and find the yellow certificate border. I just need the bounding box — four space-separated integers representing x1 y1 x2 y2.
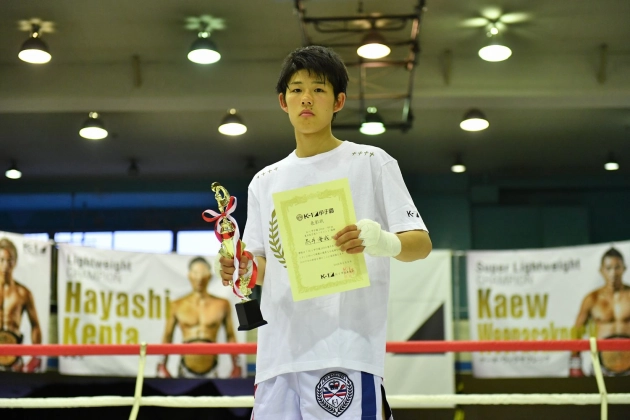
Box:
273 178 369 301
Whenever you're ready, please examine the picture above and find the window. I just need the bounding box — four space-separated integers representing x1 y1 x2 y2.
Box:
177 231 221 256
22 233 50 241
113 231 173 253
54 232 113 249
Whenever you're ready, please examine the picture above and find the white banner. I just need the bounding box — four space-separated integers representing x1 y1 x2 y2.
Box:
385 250 455 406
0 231 51 373
57 244 246 377
467 241 630 378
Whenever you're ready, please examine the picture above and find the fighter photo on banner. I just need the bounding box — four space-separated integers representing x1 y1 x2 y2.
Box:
467 240 630 378
56 244 246 378
0 231 51 374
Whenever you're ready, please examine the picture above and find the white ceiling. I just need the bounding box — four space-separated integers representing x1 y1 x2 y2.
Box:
0 0 629 181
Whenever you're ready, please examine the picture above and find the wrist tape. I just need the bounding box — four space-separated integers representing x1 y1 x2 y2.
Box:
356 219 402 257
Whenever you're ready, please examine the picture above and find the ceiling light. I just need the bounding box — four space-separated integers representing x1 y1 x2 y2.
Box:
79 112 108 140
218 109 247 136
478 26 512 62
605 153 619 171
357 31 391 59
5 160 22 180
18 24 51 64
188 33 221 64
360 107 386 135
460 109 489 131
451 156 466 173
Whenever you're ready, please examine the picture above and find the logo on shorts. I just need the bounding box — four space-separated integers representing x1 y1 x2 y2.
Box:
315 371 354 417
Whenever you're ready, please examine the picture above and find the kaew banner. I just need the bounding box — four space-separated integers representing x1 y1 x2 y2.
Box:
0 231 51 373
57 244 246 377
467 240 630 378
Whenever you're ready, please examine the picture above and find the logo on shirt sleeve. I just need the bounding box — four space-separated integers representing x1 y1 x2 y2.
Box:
406 210 420 218
315 371 354 417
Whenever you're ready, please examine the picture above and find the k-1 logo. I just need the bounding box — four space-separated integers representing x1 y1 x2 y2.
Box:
406 210 420 218
23 241 48 256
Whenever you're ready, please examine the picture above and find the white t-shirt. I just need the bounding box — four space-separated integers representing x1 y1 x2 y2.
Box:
243 140 427 384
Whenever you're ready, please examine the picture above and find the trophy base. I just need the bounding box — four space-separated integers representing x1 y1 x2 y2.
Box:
236 299 268 331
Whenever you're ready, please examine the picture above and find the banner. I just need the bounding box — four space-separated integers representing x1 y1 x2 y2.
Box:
57 244 246 377
385 250 455 405
467 241 630 378
0 231 51 373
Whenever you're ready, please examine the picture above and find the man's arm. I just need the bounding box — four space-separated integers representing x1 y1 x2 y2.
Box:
157 302 178 376
23 289 42 372
255 256 266 286
572 293 595 356
394 230 432 262
569 292 595 376
24 289 42 344
223 301 242 377
335 224 432 262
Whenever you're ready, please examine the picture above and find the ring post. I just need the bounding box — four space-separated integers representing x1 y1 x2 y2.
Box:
589 337 608 420
128 342 148 420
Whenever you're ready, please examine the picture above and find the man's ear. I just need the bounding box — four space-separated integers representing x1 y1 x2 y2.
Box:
333 92 346 113
278 93 289 113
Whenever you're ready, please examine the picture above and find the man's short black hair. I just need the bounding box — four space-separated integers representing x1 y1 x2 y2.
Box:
188 256 211 271
0 237 18 263
275 45 349 99
601 247 625 266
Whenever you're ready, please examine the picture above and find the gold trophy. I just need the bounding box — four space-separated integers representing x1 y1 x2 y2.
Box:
207 182 267 331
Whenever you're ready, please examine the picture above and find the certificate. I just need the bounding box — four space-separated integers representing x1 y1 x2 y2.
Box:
272 178 370 301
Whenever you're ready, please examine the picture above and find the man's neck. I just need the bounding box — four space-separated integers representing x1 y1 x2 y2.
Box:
604 280 622 293
1 276 14 287
295 130 342 158
192 290 209 299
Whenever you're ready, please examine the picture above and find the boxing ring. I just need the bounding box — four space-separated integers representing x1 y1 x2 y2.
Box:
1 339 629 420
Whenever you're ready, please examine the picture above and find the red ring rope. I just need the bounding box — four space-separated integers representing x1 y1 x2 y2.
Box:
1 340 629 356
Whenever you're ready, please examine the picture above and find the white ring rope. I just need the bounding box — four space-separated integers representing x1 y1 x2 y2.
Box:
589 337 608 420
1 394 630 409
128 342 148 420
2 340 629 420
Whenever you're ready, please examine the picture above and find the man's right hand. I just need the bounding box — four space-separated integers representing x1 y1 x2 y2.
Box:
569 355 584 377
218 255 251 287
156 363 171 378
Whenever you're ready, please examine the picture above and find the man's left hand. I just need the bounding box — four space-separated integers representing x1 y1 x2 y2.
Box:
335 219 402 257
23 357 42 373
333 224 365 254
230 365 242 378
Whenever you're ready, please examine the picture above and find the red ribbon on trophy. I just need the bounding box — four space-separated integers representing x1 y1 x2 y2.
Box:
202 193 257 299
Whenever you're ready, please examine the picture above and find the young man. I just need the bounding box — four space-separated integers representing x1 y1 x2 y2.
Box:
571 247 630 376
157 256 241 378
219 46 431 419
0 237 43 373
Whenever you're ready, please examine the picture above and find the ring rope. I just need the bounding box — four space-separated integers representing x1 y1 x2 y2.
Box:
1 339 629 357
1 394 629 409
589 337 608 420
129 342 147 420
1 339 629 420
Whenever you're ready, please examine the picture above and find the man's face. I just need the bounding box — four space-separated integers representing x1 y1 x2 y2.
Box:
0 249 16 280
188 261 211 292
279 69 345 135
600 256 625 284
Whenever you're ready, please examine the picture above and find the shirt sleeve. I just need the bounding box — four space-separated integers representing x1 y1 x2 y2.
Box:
242 185 266 258
379 159 428 234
